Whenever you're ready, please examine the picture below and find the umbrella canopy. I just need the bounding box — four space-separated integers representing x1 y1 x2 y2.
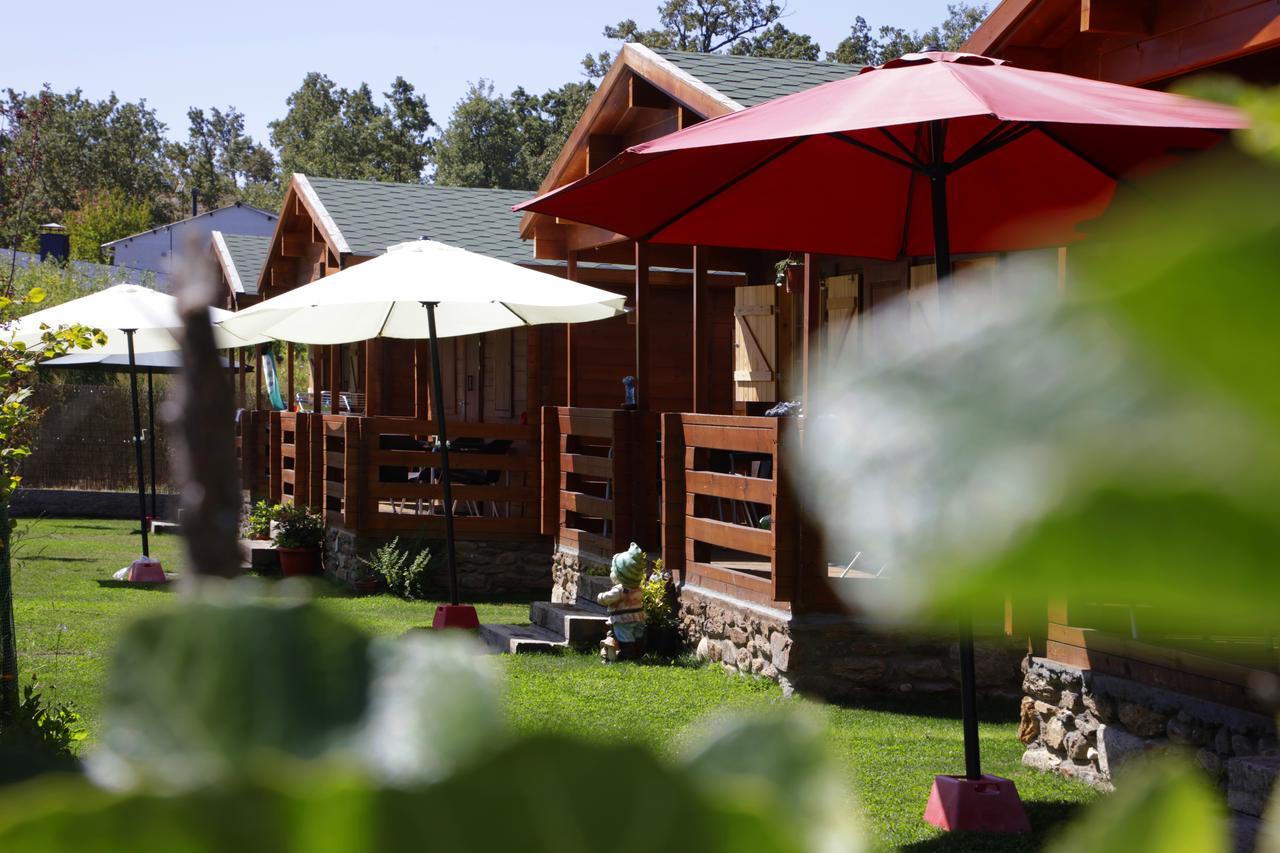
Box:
9 284 240 355
217 239 628 345
41 350 233 373
515 52 1246 258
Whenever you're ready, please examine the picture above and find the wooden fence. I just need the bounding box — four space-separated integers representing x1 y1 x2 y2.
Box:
661 414 800 607
235 410 271 501
271 412 539 537
540 407 659 563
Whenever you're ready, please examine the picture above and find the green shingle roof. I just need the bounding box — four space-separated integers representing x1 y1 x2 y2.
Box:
649 48 862 108
305 177 538 263
218 233 272 296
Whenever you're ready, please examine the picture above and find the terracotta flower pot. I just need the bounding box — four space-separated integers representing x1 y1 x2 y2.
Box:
278 547 321 577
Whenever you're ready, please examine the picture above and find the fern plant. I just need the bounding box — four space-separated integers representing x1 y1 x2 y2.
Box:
360 538 432 600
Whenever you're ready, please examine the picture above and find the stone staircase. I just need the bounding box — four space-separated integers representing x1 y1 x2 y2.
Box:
480 574 613 654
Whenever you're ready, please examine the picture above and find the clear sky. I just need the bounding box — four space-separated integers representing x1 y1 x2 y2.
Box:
4 0 962 146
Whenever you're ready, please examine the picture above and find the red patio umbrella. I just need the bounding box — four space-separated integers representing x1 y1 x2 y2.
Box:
516 51 1246 833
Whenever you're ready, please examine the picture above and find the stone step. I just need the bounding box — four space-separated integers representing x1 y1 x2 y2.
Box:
576 573 614 605
478 623 567 655
240 539 280 573
530 601 609 647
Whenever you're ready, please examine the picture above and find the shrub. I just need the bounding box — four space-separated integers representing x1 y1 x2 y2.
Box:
0 675 84 784
640 557 675 629
271 503 325 550
361 538 432 600
244 500 278 539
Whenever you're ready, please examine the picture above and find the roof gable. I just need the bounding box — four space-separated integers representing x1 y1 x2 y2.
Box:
104 202 277 247
212 231 272 296
303 177 535 262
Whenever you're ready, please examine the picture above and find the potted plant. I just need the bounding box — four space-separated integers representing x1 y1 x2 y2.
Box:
244 500 278 541
774 256 803 294
272 503 326 577
641 556 682 658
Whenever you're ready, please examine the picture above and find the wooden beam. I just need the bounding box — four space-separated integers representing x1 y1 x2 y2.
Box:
635 242 651 412
801 254 821 415
286 342 295 410
328 345 339 415
1081 0 1151 35
1090 0 1280 84
566 251 577 406
364 339 381 417
280 230 309 259
692 246 710 413
532 233 567 261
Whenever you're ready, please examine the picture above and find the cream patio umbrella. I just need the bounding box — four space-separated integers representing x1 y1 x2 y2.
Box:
10 284 244 559
217 238 627 626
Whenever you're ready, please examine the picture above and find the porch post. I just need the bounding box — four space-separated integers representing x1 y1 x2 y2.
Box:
237 347 246 409
565 250 577 406
364 339 381 416
634 241 651 412
692 246 710 413
801 253 821 414
286 342 295 411
413 341 430 419
328 345 340 415
254 344 263 410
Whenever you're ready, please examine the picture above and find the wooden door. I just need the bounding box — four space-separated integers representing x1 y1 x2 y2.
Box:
824 273 860 368
461 336 482 422
733 284 778 404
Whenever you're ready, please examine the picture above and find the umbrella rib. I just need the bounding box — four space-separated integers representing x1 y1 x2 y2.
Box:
497 302 531 327
948 122 1036 173
1031 122 1125 184
877 128 928 169
377 302 396 337
639 137 806 242
829 133 920 173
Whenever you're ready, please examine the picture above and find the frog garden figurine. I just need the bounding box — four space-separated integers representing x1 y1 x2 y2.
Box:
598 542 647 662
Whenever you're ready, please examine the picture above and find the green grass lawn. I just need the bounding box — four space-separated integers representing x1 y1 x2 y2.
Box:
10 516 1096 851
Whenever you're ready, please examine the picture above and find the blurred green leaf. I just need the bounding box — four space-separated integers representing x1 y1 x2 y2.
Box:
1046 760 1226 853
0 735 815 853
92 596 371 789
1076 152 1280 442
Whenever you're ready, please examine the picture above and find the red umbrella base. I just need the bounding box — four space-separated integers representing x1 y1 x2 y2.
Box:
923 774 1031 834
432 604 480 630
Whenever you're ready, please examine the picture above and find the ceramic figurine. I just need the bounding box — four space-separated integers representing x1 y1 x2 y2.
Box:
598 542 646 661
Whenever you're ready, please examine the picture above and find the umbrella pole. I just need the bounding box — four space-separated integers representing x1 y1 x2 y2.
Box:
125 331 149 558
147 368 157 519
928 118 976 780
424 303 459 606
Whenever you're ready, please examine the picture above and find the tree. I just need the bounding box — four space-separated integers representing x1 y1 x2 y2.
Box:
584 0 805 78
270 73 434 184
728 23 821 60
433 80 595 191
828 3 989 66
0 87 175 239
170 106 278 212
64 189 152 263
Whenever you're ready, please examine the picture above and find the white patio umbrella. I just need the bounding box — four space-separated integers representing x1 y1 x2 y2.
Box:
218 239 628 623
10 285 243 557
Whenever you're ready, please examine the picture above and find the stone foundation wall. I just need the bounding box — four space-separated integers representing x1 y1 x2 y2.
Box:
550 548 611 604
675 583 1026 701
326 528 554 598
1018 657 1278 809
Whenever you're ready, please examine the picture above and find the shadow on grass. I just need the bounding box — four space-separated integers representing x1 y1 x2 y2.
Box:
95 580 177 593
822 692 1022 725
899 800 1080 853
38 556 100 564
46 522 118 532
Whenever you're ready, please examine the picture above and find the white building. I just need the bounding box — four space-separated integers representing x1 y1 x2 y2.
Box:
103 202 277 290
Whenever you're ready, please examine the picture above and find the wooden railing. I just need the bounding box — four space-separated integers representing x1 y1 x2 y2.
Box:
541 406 659 563
235 409 271 501
661 414 800 607
271 413 539 537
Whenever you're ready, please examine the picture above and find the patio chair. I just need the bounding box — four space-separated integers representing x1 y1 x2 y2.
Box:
447 439 513 516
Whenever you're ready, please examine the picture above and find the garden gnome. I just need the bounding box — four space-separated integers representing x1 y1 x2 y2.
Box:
598 542 646 662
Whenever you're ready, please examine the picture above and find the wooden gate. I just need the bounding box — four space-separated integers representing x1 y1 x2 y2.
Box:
824 272 860 366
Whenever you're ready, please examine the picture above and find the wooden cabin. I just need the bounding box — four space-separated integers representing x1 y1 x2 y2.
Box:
965 0 1280 794
514 43 1039 699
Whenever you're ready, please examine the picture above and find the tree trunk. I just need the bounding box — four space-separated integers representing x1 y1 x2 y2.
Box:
0 498 17 726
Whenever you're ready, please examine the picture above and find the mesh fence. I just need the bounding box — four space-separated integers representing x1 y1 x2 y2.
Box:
21 383 173 492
